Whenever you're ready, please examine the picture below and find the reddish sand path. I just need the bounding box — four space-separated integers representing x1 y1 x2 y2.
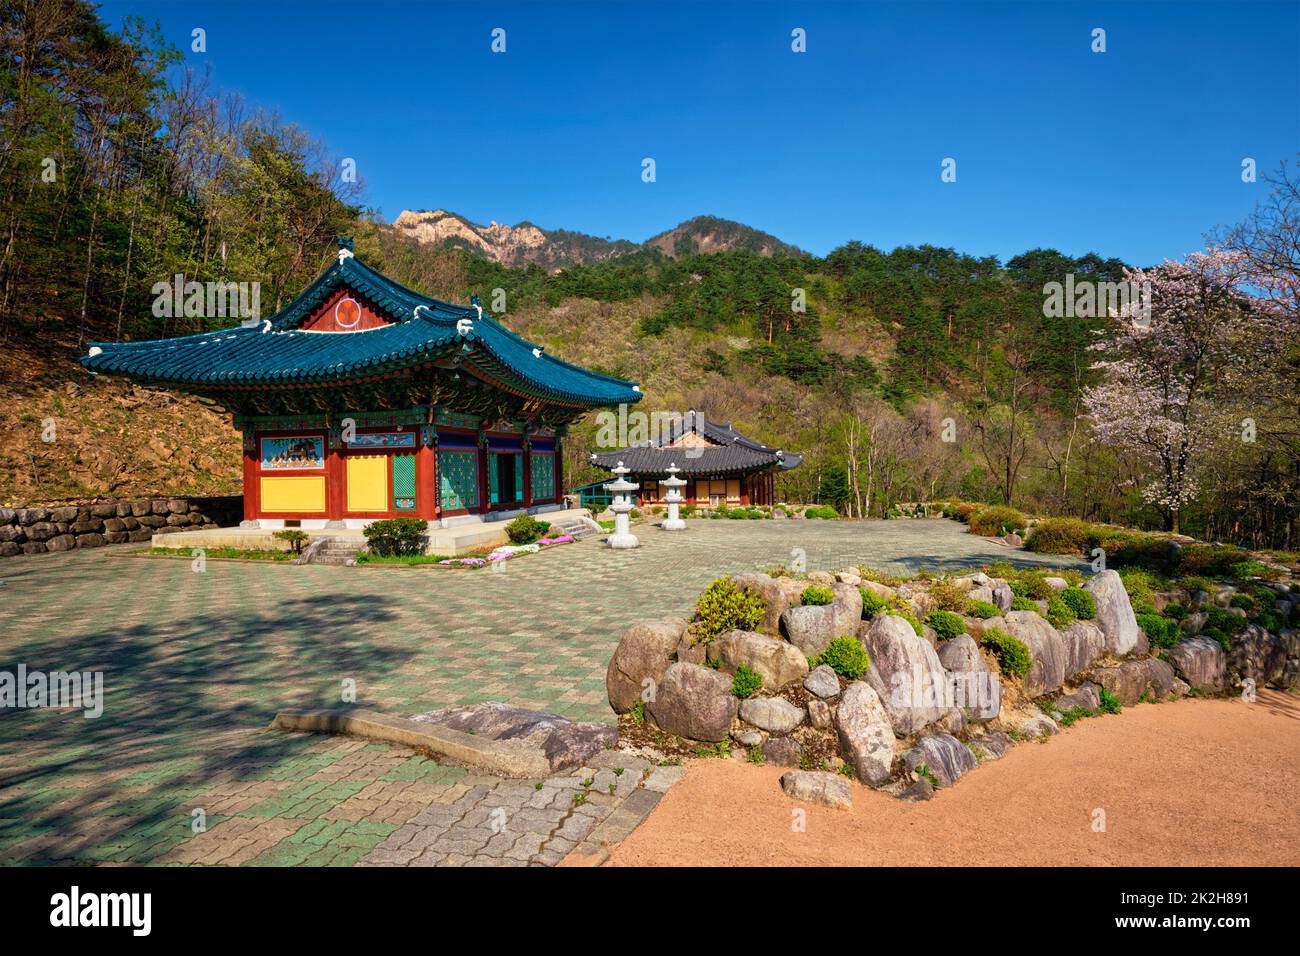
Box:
609 691 1300 867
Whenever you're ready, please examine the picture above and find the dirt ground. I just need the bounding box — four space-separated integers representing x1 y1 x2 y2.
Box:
608 691 1300 867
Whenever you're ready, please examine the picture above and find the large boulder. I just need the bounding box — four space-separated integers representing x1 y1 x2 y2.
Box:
1054 682 1101 712
986 611 1067 698
1229 625 1288 688
937 634 1000 720
761 736 803 767
647 662 737 742
1085 570 1140 655
803 664 841 699
830 582 864 635
859 614 949 734
739 696 805 734
707 630 808 689
781 604 838 657
606 618 687 713
902 733 978 788
1092 658 1176 706
730 572 800 635
835 681 896 787
780 770 852 810
1060 621 1107 679
992 583 1014 612
1166 636 1226 692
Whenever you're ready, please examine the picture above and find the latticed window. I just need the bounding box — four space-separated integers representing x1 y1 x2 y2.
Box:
438 450 479 511
530 452 555 500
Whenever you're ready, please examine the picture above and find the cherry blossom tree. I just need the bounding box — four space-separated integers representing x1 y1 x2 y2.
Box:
1082 250 1277 533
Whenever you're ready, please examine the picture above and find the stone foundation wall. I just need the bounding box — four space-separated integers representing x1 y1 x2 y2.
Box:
0 495 242 558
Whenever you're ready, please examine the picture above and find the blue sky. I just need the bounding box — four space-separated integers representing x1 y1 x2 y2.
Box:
101 0 1299 265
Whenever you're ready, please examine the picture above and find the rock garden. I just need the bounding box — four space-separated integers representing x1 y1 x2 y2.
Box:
606 554 1300 809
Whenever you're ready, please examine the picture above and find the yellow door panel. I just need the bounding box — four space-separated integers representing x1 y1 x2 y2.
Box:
260 476 326 513
346 454 388 512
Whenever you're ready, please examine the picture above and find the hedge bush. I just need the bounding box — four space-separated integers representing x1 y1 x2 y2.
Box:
814 635 870 679
1059 586 1096 620
860 588 888 618
980 627 1032 677
964 599 1000 619
1026 517 1092 554
692 578 765 642
1010 596 1038 612
1136 611 1179 649
506 514 551 544
362 517 428 556
803 505 840 520
968 505 1027 537
927 610 966 641
801 584 834 606
1045 593 1076 629
731 664 763 699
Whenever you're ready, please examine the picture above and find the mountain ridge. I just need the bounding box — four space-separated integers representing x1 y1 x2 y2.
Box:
391 209 802 269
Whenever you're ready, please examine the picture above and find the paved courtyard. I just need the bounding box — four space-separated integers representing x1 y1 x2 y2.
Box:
0 517 1075 865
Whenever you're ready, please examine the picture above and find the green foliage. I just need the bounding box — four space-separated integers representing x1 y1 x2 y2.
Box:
801 584 834 606
913 763 940 787
858 566 905 587
731 664 763 699
1045 593 1076 629
692 578 765 642
1228 560 1280 581
926 578 968 612
1136 612 1179 649
803 505 840 520
505 514 551 544
979 627 1032 677
1059 586 1096 620
1117 568 1162 608
859 588 888 618
272 528 309 554
630 700 646 724
1010 596 1038 612
1025 517 1092 554
927 610 966 641
963 599 1000 619
747 744 765 765
362 518 428 556
814 635 870 679
1055 706 1096 727
968 506 1027 537
1098 688 1122 715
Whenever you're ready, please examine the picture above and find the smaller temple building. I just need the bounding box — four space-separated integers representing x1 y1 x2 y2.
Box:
590 411 800 507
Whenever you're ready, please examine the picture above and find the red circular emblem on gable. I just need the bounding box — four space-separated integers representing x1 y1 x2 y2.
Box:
334 297 361 329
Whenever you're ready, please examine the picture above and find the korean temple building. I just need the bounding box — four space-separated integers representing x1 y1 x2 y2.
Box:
591 411 800 507
80 240 642 529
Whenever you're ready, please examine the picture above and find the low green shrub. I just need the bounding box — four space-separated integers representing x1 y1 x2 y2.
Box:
1025 517 1092 554
1136 611 1179 649
272 528 309 554
1229 559 1279 581
814 635 870 679
1118 568 1162 608
801 584 834 606
1045 593 1076 629
860 588 888 618
964 599 1000 619
1099 688 1122 715
1010 596 1038 612
1059 586 1096 619
362 517 428 556
927 610 966 641
731 664 763 699
968 505 1027 537
692 578 765 642
857 566 905 587
803 505 840 520
505 514 551 544
980 627 1032 677
1161 602 1187 620
926 578 969 612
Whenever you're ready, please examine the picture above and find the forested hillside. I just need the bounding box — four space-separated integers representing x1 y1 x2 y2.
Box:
2 1 1297 550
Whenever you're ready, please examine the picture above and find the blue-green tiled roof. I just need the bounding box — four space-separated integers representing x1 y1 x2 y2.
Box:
80 252 642 408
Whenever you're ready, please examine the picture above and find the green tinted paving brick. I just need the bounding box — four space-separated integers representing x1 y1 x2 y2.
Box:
0 520 1079 864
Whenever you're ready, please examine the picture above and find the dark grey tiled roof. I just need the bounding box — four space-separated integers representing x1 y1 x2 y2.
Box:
591 409 801 476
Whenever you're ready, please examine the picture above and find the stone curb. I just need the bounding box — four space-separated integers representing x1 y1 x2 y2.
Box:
560 777 668 865
270 708 553 779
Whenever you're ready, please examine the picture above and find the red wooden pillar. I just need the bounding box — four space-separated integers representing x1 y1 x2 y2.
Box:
326 444 346 520
416 442 437 520
242 443 260 521
554 436 564 505
522 439 533 508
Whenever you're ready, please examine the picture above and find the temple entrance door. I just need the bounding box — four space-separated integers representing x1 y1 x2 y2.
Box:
346 454 388 513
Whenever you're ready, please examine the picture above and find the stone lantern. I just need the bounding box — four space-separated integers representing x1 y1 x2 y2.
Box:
604 461 640 549
661 463 687 531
